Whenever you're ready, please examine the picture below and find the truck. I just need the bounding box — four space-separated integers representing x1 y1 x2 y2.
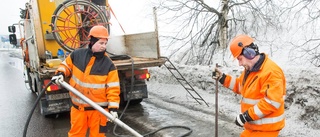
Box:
8 0 166 116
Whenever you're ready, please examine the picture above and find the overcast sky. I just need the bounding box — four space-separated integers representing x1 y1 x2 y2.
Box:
0 0 27 35
108 0 155 34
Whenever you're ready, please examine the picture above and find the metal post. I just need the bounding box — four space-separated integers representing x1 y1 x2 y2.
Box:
59 81 143 137
215 63 219 137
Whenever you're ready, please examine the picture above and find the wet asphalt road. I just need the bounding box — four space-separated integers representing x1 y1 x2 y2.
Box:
0 50 66 137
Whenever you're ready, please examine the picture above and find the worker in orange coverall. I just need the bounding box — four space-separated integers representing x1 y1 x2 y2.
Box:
213 34 286 137
52 25 120 137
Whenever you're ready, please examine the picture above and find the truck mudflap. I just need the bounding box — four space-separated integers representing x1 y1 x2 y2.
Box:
40 97 71 116
123 83 148 101
40 91 72 116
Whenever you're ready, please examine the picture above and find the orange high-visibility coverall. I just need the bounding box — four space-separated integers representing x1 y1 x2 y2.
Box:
220 53 286 137
56 48 120 137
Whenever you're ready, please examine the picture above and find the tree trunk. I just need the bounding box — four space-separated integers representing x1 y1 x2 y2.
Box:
219 0 229 63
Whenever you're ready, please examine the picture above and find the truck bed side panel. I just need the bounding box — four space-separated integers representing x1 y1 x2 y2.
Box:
125 32 159 58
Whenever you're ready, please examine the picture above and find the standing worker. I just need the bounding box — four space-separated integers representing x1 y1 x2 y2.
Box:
213 34 286 137
52 25 120 137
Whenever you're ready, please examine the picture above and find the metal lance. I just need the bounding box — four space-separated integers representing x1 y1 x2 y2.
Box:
215 63 219 137
59 80 143 137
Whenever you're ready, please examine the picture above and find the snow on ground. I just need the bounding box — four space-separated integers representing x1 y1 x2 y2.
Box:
147 60 320 137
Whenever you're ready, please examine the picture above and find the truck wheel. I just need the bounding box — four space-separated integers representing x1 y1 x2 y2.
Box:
51 0 110 52
35 77 44 96
119 93 125 106
25 67 36 93
35 78 47 116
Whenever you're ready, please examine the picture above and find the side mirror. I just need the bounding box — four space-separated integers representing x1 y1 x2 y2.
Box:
9 34 17 45
8 26 16 33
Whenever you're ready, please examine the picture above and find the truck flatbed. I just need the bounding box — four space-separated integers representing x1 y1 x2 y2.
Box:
113 57 166 70
40 57 166 74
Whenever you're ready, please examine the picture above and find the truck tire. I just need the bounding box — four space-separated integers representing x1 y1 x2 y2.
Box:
25 67 36 93
51 0 110 52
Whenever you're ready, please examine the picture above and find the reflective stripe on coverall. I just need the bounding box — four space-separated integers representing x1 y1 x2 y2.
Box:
221 53 286 137
56 48 120 137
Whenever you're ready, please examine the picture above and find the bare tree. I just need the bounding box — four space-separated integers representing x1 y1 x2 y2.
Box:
154 0 283 65
280 0 320 67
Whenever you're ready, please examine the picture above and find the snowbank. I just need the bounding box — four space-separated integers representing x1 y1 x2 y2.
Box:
148 63 320 137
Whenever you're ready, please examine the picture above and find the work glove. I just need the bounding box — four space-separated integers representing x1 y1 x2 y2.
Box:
235 111 253 127
212 67 223 80
51 72 64 85
109 108 118 121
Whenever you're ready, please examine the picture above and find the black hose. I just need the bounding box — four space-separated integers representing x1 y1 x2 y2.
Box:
23 81 53 137
112 55 135 136
143 125 192 137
